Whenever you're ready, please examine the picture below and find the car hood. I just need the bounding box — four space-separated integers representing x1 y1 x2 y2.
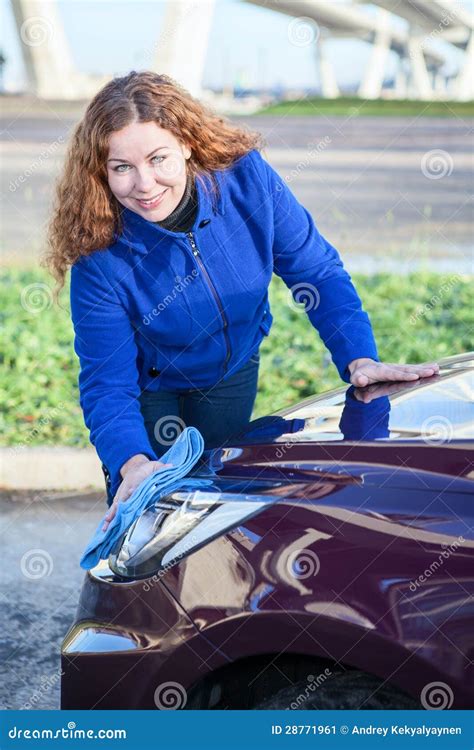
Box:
106 352 473 580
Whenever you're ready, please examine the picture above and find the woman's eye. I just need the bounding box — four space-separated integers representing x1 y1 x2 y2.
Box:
112 156 164 172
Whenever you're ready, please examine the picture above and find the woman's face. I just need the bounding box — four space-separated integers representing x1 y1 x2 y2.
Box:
107 121 191 221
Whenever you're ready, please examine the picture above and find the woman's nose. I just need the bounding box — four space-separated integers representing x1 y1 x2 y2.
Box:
134 168 158 194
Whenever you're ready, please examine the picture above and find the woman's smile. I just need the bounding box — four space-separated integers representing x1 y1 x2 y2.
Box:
134 189 169 210
106 121 192 220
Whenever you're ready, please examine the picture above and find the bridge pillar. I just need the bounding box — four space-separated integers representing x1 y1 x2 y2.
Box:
154 0 216 97
359 8 391 99
407 32 433 100
394 61 408 98
314 35 339 99
432 68 448 98
10 0 78 98
454 31 474 101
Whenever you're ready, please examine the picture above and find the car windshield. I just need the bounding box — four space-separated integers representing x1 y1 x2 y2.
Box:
240 368 473 443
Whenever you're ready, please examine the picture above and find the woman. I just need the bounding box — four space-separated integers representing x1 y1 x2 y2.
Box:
45 71 439 530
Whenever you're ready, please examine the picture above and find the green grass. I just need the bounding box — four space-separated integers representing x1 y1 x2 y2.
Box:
258 96 474 118
1 268 472 448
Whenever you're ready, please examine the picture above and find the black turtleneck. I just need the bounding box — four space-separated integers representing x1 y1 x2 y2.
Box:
155 174 198 233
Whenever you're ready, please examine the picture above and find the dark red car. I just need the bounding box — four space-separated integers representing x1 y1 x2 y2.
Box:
61 352 473 710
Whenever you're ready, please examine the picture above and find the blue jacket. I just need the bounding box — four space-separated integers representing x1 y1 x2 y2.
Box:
70 149 379 494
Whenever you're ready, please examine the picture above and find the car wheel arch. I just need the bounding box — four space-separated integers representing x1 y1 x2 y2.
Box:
183 611 449 708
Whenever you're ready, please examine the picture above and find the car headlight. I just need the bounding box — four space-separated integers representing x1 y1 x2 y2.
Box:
109 479 282 579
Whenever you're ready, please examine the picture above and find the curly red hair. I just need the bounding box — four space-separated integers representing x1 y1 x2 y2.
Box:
43 70 265 295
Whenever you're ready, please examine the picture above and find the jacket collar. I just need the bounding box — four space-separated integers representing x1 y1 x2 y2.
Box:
116 169 227 255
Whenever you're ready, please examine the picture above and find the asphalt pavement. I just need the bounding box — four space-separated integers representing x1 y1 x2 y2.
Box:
0 490 103 710
1 109 473 273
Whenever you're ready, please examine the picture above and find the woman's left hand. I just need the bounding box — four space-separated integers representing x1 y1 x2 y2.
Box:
348 357 440 388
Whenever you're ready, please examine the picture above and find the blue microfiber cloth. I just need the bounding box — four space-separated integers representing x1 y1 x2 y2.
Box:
80 426 205 570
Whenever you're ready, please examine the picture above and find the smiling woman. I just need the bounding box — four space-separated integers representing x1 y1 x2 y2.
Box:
106 123 192 219
43 70 439 526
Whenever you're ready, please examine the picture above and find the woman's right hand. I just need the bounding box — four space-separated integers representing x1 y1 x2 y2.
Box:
102 456 173 532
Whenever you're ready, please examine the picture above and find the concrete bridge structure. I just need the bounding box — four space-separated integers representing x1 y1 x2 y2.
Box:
8 0 474 101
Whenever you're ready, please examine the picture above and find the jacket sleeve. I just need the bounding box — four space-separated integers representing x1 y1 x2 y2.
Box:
253 151 379 383
70 254 157 495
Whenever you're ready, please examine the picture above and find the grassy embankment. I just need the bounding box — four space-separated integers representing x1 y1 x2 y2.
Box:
258 97 474 117
2 268 472 448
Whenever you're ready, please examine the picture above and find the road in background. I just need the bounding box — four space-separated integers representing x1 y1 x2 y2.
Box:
0 490 103 710
1 106 472 273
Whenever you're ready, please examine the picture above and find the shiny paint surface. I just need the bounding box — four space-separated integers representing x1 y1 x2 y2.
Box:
159 477 473 706
61 352 474 709
61 561 231 709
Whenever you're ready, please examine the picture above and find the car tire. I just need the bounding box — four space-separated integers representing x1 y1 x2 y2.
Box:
254 670 421 710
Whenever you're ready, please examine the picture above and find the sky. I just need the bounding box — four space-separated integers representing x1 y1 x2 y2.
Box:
1 0 469 93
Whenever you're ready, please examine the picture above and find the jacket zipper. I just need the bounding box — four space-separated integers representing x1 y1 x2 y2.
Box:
186 231 232 373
